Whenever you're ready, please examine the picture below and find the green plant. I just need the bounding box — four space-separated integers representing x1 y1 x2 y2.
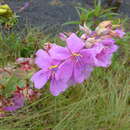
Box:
0 4 18 29
64 0 120 28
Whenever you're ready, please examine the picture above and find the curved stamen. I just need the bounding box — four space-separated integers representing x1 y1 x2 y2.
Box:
48 65 58 70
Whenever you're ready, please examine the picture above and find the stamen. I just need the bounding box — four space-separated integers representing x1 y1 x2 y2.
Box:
49 65 58 70
72 53 82 57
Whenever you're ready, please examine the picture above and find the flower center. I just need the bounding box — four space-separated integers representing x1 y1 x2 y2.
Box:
72 53 81 57
49 65 58 70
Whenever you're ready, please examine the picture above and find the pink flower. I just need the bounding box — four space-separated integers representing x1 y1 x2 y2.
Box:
84 38 118 67
49 33 93 84
31 49 68 96
4 93 24 112
30 30 121 96
115 29 125 38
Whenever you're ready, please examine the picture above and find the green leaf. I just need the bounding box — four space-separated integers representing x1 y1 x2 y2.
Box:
62 21 80 26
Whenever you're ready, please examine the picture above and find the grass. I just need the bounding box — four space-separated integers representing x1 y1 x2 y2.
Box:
0 3 130 130
0 28 130 130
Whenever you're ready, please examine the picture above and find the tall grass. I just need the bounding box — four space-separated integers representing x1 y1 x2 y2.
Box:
0 30 130 130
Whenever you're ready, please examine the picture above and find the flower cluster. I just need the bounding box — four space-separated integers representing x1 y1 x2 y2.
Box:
31 21 125 96
0 85 41 117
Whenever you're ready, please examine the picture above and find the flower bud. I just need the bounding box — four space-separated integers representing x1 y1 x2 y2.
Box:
79 23 92 35
59 33 68 41
80 33 88 40
0 4 13 17
85 38 97 48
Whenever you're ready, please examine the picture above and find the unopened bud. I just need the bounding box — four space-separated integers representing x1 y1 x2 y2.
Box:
85 38 97 48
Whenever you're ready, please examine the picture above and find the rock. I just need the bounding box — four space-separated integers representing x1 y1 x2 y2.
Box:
3 0 130 34
4 0 87 33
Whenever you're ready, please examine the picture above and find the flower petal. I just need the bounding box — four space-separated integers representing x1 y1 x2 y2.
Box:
67 74 76 86
59 33 68 41
35 49 52 69
80 44 104 66
115 29 125 38
81 42 118 67
101 38 115 46
84 65 93 79
74 62 93 83
31 70 50 89
50 79 68 96
4 106 19 111
49 44 70 60
4 93 24 112
95 51 112 67
55 59 73 82
66 33 85 53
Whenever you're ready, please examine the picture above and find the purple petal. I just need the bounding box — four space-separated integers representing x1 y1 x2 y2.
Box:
101 38 115 46
84 65 93 79
95 43 118 67
50 79 68 96
66 33 85 53
115 29 125 38
59 33 68 41
74 63 93 83
96 41 118 67
4 93 24 112
67 74 76 86
91 43 118 67
51 59 61 66
13 94 24 107
35 49 52 69
101 38 118 54
110 44 118 53
74 63 85 83
31 70 50 89
55 59 73 82
49 44 70 60
4 106 19 111
80 44 104 65
80 42 116 67
95 50 113 67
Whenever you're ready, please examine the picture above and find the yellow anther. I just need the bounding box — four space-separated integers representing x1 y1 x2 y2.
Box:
49 65 58 69
72 53 81 57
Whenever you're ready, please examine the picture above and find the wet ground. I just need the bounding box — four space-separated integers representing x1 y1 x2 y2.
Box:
4 0 130 33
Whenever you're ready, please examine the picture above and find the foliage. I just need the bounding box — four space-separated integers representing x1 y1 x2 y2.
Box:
0 43 130 129
63 0 122 29
0 28 50 66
